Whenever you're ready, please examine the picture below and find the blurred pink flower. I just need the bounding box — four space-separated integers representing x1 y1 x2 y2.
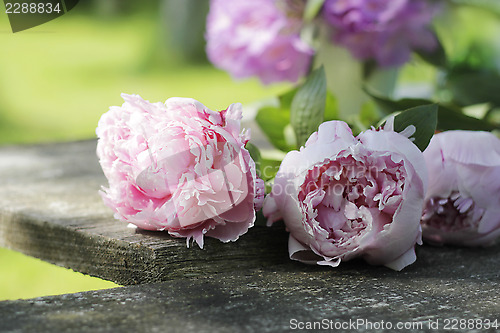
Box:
421 131 500 246
205 0 313 84
263 121 427 270
323 0 439 67
96 94 263 248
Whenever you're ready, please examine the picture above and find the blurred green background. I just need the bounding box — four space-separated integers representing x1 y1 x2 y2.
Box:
0 0 286 301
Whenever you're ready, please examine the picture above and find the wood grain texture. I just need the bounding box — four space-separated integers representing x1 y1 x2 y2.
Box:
0 140 287 285
1 254 499 333
1 139 500 332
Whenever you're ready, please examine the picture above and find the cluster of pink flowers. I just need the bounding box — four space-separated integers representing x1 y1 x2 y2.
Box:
205 0 439 84
97 95 500 271
205 0 313 84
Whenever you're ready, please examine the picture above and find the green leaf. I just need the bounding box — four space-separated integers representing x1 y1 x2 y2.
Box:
393 104 438 152
255 88 298 152
255 106 291 152
450 0 500 16
245 142 261 177
324 90 339 121
278 87 299 108
366 89 497 131
290 66 327 147
283 123 297 148
303 0 326 22
259 158 282 182
447 68 500 107
343 102 380 135
362 60 377 80
436 104 497 131
415 32 447 68
359 101 379 128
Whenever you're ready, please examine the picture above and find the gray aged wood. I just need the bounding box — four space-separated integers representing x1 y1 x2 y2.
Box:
1 250 499 333
0 139 499 333
0 139 287 285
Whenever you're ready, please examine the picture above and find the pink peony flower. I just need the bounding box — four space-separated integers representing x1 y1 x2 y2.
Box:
263 121 427 270
322 0 439 67
421 131 500 246
96 94 264 248
205 0 313 84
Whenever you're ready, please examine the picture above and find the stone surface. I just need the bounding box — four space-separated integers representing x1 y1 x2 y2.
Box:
0 139 499 332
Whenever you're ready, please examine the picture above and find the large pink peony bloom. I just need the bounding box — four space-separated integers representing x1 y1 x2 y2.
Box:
263 121 427 270
205 0 313 84
323 0 439 67
96 94 264 248
421 131 500 246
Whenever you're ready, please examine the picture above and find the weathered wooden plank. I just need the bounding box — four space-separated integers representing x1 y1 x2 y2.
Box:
1 247 499 333
1 139 500 332
0 140 287 285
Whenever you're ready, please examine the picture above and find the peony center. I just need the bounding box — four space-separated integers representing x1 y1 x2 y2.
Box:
421 192 484 232
299 149 406 249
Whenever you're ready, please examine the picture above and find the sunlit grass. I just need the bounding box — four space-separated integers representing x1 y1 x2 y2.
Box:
0 10 287 144
0 248 119 301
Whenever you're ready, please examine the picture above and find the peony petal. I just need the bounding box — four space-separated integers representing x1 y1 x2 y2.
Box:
223 103 243 136
263 195 282 226
423 135 458 198
383 247 417 271
288 235 327 265
316 205 346 230
435 131 500 167
205 219 253 243
323 0 439 67
273 123 356 196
